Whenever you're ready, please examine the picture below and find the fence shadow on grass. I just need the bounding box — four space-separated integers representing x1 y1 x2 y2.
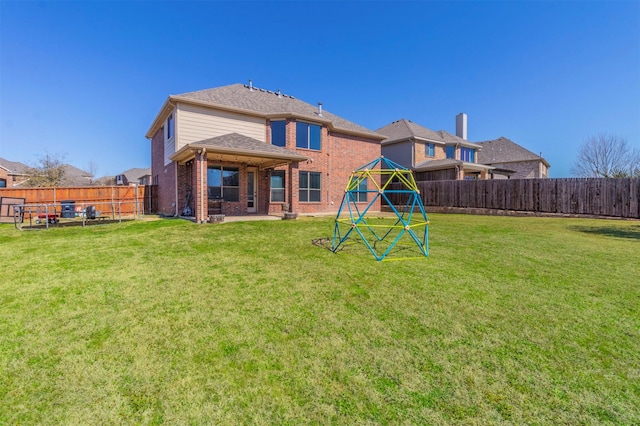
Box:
569 225 640 241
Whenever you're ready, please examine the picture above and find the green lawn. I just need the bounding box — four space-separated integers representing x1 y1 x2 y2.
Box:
1 214 638 424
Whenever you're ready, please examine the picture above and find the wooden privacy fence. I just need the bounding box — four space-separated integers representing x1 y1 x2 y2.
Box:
387 178 640 219
0 185 157 222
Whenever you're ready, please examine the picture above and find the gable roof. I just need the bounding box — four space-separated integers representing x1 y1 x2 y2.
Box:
0 157 29 174
413 158 493 173
60 164 93 186
118 167 151 182
376 119 445 145
434 130 481 148
170 132 308 169
376 119 481 148
146 83 385 140
476 137 550 167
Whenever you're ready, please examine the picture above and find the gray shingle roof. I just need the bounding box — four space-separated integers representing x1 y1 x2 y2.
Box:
376 119 445 144
170 133 309 168
172 83 382 139
0 157 29 174
476 137 550 167
376 119 481 148
434 130 481 148
195 132 305 157
118 167 151 182
413 158 461 171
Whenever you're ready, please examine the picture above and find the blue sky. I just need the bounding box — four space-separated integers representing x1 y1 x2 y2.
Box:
1 1 639 177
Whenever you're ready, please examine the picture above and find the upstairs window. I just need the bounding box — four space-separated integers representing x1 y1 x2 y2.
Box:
0 178 6 188
460 147 475 162
207 166 239 202
296 122 321 150
299 171 321 202
445 145 455 159
425 143 435 157
270 121 286 147
166 113 174 140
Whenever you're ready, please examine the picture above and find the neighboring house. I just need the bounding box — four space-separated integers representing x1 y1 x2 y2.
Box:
0 157 29 187
476 137 550 179
0 164 9 188
94 176 117 186
377 115 493 180
116 168 152 185
61 164 93 186
0 158 94 187
145 82 385 222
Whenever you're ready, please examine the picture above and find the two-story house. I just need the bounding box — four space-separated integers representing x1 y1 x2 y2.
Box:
145 82 385 222
0 157 29 188
115 168 152 186
377 116 493 180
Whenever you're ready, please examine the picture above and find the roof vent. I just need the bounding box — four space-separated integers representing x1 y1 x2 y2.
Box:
277 89 282 98
317 102 323 117
249 79 253 91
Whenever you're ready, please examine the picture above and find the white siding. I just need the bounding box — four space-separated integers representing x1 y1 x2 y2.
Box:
176 103 266 150
164 136 175 166
381 141 414 169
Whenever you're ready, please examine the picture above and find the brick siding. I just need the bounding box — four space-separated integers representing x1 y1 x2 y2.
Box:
151 127 177 215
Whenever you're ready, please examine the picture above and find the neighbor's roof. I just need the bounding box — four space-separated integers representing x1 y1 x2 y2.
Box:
61 164 93 186
118 167 151 181
476 137 550 167
413 158 461 171
146 83 385 140
434 130 482 149
0 157 29 174
377 119 481 149
413 158 493 172
376 119 445 145
170 132 309 169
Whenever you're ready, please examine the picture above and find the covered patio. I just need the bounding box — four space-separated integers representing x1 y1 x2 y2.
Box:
170 133 308 223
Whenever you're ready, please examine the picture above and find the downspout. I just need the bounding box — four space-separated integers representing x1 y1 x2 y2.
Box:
171 101 178 217
201 148 207 222
174 162 179 217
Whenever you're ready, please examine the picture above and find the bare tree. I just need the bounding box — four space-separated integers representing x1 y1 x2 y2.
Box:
87 160 98 185
571 133 640 178
23 153 67 187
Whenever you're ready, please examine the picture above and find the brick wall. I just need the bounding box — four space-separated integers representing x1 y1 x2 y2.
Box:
489 160 548 179
151 127 177 215
264 122 382 215
0 167 7 188
414 142 447 165
158 115 382 217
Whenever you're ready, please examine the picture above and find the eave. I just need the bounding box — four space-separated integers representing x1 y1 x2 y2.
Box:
146 95 385 142
169 142 309 170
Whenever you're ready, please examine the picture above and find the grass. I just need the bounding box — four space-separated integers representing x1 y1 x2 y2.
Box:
1 214 638 424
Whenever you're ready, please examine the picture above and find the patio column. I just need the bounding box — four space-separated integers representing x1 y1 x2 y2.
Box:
194 150 208 223
288 162 299 214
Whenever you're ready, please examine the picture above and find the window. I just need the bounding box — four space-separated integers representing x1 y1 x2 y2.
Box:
445 145 455 159
270 171 285 202
299 171 321 202
460 147 475 162
354 178 368 202
0 178 6 188
166 113 174 140
425 143 435 157
207 166 239 202
271 121 286 147
296 122 321 150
